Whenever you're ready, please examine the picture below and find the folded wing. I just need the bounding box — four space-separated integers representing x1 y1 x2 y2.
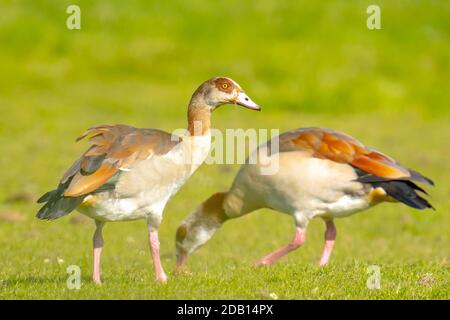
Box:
276 127 434 210
37 124 181 219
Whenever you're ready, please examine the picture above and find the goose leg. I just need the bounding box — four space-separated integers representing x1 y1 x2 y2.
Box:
319 220 336 266
92 220 105 284
148 228 168 283
255 227 305 266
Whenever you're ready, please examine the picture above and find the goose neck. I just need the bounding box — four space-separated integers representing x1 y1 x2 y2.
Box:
187 101 212 136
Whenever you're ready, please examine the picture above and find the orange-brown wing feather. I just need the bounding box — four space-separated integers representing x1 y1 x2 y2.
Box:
62 125 180 197
64 164 117 197
279 127 414 180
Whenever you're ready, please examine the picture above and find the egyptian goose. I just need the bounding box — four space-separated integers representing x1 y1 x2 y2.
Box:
175 127 433 269
36 77 260 283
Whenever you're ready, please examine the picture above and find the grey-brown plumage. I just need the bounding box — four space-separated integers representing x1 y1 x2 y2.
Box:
37 125 181 220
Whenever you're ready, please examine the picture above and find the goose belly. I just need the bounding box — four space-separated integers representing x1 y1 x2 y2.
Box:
263 188 371 221
319 194 371 219
78 188 178 222
234 151 373 221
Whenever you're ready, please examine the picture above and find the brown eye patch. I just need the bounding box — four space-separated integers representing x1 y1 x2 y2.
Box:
214 78 235 93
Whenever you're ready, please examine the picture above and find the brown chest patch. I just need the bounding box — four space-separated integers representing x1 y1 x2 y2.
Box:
176 223 188 243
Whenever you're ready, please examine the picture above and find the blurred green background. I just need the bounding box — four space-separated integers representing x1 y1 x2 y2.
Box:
0 0 448 299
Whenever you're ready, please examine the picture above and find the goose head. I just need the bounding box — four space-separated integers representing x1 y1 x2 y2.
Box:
175 211 220 272
175 192 228 272
190 77 260 111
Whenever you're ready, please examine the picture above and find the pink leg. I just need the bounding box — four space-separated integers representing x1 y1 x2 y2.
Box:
92 221 105 284
148 230 168 283
255 227 306 266
319 220 337 266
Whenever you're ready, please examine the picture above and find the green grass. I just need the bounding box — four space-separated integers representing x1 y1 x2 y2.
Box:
0 1 449 299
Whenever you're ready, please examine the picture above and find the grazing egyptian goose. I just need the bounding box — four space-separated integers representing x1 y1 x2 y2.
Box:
175 127 433 270
36 77 260 283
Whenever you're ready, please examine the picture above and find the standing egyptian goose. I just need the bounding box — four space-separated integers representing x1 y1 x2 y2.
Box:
37 77 260 283
175 127 433 270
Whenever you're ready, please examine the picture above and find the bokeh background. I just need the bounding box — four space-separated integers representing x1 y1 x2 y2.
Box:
0 0 448 299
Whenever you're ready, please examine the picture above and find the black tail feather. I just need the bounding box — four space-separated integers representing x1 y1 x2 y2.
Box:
402 180 428 195
37 196 84 220
372 180 434 210
36 178 84 220
408 169 434 186
356 169 434 187
356 173 434 210
37 190 56 203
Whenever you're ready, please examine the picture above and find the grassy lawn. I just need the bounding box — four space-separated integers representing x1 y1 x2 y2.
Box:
0 1 449 299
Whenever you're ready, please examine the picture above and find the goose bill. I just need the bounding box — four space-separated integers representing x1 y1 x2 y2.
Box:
235 92 261 111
